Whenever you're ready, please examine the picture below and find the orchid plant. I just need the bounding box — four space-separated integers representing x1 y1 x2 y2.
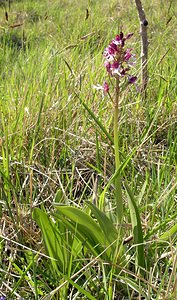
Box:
32 31 145 299
103 31 137 225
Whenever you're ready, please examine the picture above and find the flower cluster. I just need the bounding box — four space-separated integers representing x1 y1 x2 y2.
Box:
103 31 137 88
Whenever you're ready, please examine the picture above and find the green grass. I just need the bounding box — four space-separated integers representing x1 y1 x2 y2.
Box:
0 0 177 299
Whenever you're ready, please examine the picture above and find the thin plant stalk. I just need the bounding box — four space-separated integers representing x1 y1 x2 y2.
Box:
114 77 123 224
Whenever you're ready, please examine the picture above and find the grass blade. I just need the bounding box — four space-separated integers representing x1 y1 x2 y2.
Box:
76 93 113 144
159 223 177 242
124 182 145 271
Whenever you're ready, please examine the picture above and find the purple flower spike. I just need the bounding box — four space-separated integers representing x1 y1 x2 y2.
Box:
0 296 6 300
103 31 137 84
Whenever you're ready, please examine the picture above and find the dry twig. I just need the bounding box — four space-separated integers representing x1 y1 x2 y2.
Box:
135 0 148 91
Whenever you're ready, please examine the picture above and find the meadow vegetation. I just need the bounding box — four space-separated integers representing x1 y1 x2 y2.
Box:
0 0 177 299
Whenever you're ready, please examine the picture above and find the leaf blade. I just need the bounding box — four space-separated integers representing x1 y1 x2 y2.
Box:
124 182 145 270
33 208 65 272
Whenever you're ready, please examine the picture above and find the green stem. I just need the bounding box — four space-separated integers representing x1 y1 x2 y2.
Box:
114 77 123 224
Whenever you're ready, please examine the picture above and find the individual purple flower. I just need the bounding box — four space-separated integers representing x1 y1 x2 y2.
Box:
111 61 120 69
107 44 116 55
128 75 137 84
103 31 137 84
111 61 121 75
103 81 109 94
104 61 111 73
0 296 6 300
124 48 133 61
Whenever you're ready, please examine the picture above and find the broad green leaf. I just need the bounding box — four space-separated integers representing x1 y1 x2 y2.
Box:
56 206 104 241
33 208 65 272
159 223 177 241
55 206 109 258
124 182 145 270
54 213 102 257
86 201 119 249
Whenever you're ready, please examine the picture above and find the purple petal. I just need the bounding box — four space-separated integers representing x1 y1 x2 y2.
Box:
111 61 120 69
124 52 132 61
115 34 121 41
120 32 124 40
128 76 137 84
121 39 125 47
110 42 118 51
103 81 109 93
125 33 134 40
104 61 111 74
